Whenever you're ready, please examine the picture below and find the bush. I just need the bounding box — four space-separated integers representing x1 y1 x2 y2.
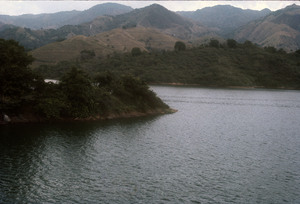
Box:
174 41 186 51
209 39 220 48
227 39 237 48
131 47 142 56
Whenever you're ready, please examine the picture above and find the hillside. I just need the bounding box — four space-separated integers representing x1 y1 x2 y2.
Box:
178 5 271 35
0 3 133 29
34 40 300 89
234 4 300 51
56 4 210 39
30 27 182 67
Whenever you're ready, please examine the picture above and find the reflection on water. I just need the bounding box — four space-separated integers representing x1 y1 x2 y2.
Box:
1 87 300 203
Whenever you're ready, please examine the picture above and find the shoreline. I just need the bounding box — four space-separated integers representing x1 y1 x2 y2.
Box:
149 83 300 90
0 108 177 125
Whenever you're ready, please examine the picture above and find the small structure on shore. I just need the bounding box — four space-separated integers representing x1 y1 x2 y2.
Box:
44 79 59 84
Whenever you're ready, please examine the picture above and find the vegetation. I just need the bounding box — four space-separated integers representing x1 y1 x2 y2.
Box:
131 47 142 56
36 39 300 89
30 27 180 67
174 41 186 51
0 39 43 111
0 39 169 122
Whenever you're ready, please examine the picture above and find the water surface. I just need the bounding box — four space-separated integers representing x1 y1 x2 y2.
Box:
1 86 300 203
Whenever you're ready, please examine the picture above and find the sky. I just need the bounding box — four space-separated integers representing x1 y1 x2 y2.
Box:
0 1 300 16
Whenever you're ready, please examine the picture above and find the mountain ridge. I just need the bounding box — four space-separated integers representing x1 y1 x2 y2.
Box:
0 3 299 51
0 3 133 29
0 3 210 50
178 5 272 35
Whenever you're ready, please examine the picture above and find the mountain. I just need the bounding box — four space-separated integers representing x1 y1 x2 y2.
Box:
0 10 80 29
84 4 211 39
234 4 300 51
178 5 271 35
2 3 299 52
0 21 5 30
0 4 210 50
61 3 133 26
30 27 182 67
0 3 133 29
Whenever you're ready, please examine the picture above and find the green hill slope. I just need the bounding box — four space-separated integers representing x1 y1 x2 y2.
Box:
35 40 300 89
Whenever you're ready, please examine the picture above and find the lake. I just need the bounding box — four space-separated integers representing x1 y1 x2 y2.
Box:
1 86 300 203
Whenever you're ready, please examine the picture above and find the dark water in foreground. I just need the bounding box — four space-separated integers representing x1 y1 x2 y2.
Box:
1 86 300 203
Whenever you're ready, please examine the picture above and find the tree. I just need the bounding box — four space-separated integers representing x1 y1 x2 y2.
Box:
80 49 95 61
35 83 68 119
60 67 96 117
174 41 186 51
0 39 41 110
264 46 277 53
131 47 142 56
94 72 114 88
209 39 220 48
243 40 254 48
227 39 237 48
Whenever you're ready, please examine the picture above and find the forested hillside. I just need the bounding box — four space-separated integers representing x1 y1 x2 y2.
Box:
35 40 300 89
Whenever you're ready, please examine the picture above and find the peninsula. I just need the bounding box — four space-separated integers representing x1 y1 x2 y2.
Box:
0 39 174 124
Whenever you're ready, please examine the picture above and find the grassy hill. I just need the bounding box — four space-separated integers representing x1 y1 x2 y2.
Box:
30 27 182 67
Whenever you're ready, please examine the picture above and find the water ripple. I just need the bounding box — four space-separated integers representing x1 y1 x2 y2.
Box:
1 87 300 203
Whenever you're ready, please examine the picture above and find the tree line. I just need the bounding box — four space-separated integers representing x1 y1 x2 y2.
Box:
36 38 300 89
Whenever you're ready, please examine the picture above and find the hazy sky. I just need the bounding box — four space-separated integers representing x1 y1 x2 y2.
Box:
0 1 300 16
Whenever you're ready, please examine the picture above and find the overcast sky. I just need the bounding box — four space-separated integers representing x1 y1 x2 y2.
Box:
0 1 299 16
